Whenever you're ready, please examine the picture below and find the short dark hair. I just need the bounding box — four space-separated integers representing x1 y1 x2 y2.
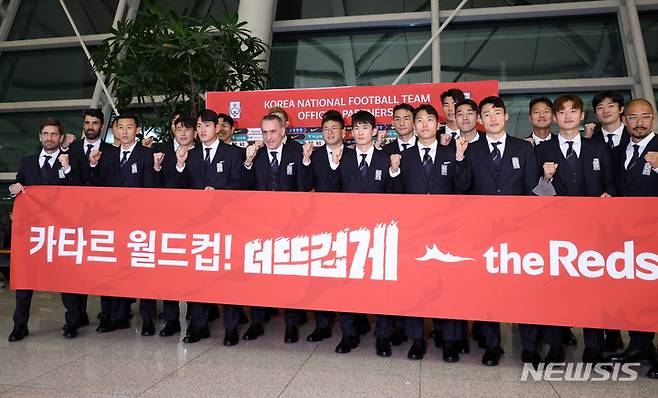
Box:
39 118 64 134
83 108 104 124
115 112 140 127
322 110 345 129
478 96 506 115
553 94 584 114
529 97 553 113
267 107 289 122
262 113 285 126
440 88 466 104
197 109 218 125
393 103 415 115
455 99 478 113
413 104 439 120
217 112 234 127
592 91 625 111
174 114 195 129
351 110 376 128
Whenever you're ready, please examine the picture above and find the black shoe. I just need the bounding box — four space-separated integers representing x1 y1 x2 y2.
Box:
376 338 392 357
79 313 90 327
306 327 332 342
563 329 577 346
582 348 604 364
62 325 78 339
390 329 407 346
223 329 239 346
96 320 115 333
242 324 264 341
208 305 220 321
141 320 155 336
335 335 360 354
299 311 308 325
159 320 181 337
239 309 249 324
648 365 658 379
522 350 543 369
545 346 565 363
113 319 130 330
183 326 210 343
407 339 426 360
482 346 504 366
432 330 443 348
442 341 460 363
606 347 657 365
603 334 624 352
8 325 29 342
458 338 470 354
284 326 299 343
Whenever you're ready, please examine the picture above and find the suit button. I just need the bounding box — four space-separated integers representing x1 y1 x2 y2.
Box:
497 189 501 193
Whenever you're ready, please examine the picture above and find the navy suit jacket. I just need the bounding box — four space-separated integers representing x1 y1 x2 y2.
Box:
591 125 630 149
458 135 538 195
612 134 658 196
381 138 415 155
390 143 464 194
241 141 312 192
15 152 77 186
177 141 242 190
310 144 340 192
334 147 391 193
93 143 155 188
535 137 616 196
66 139 116 186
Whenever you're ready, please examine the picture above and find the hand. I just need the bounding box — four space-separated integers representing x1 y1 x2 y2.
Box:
153 152 165 171
543 162 558 180
390 154 401 173
176 146 188 167
141 137 154 148
600 192 612 198
331 147 343 164
583 123 596 139
244 143 258 166
302 142 313 162
455 137 468 160
525 137 535 146
644 151 658 169
9 182 25 196
439 133 451 146
89 149 102 166
204 186 215 190
375 130 387 148
61 133 76 149
58 153 70 169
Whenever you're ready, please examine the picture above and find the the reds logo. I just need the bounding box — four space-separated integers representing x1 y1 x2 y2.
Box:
229 101 241 119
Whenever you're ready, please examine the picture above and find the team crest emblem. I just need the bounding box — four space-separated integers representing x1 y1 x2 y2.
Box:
229 101 241 119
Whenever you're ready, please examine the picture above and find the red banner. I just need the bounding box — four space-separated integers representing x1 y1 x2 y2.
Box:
10 186 658 332
206 81 498 146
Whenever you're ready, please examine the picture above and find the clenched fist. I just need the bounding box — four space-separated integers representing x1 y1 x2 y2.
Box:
89 149 102 166
455 137 468 160
302 142 314 163
153 152 165 171
390 154 401 173
176 147 188 167
58 153 70 170
543 162 558 180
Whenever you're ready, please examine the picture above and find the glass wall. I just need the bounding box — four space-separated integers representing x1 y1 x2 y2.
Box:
276 0 430 20
640 12 658 75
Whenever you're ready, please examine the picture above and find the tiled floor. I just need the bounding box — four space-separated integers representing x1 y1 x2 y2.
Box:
0 285 655 398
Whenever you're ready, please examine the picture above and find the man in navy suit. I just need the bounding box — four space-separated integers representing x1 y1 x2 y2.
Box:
585 91 630 153
535 94 616 367
438 88 466 140
455 96 539 366
8 118 78 342
241 113 313 344
525 97 555 146
606 99 658 379
89 113 156 336
382 103 416 155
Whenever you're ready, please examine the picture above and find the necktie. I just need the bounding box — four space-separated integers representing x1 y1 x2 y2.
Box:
270 151 279 175
422 147 433 179
627 144 640 170
40 155 52 181
401 143 409 152
451 132 458 141
565 141 578 170
204 147 212 166
85 144 94 159
120 150 130 166
359 153 368 182
606 134 614 148
491 142 502 169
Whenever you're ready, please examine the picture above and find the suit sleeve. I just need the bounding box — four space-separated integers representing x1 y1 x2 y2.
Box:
226 149 243 190
142 148 156 188
453 155 472 194
523 143 539 195
600 145 617 196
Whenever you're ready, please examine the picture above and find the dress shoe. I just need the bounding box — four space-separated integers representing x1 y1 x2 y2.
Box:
522 350 543 369
647 364 658 379
603 333 624 352
407 339 426 360
442 341 460 362
563 329 577 346
582 347 604 364
223 329 239 346
335 335 360 354
306 327 332 342
239 309 249 324
606 347 657 365
113 319 131 330
183 326 210 343
62 326 78 339
158 320 181 337
242 324 264 341
299 311 308 325
8 325 29 342
482 346 504 366
432 330 443 348
96 320 115 333
376 338 392 357
390 329 407 346
141 320 155 336
545 346 565 363
284 326 299 343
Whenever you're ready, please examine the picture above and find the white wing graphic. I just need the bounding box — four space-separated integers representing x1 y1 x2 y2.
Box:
415 244 474 263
